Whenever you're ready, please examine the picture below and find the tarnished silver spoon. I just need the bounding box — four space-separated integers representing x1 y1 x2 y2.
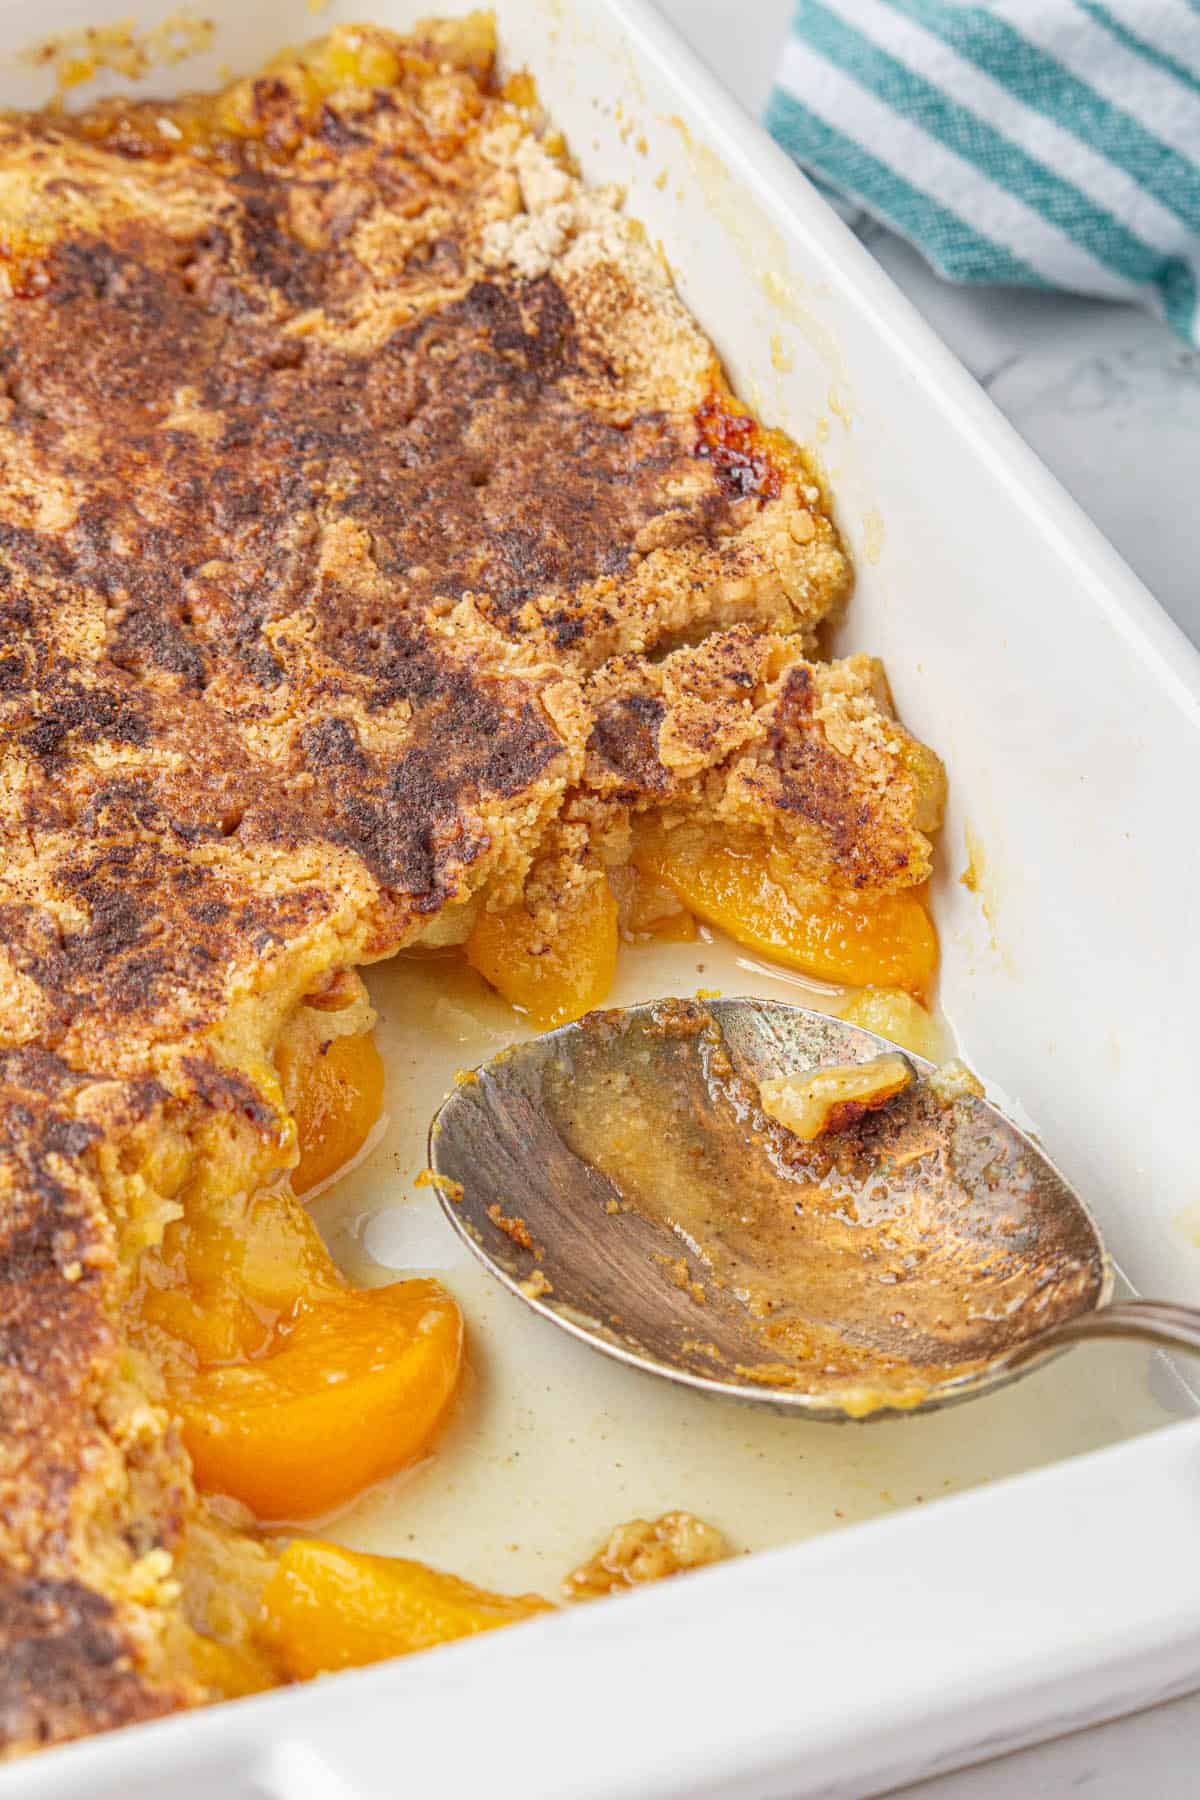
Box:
428 997 1200 1421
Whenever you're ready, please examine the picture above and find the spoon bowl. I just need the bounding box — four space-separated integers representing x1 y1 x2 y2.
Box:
428 997 1124 1420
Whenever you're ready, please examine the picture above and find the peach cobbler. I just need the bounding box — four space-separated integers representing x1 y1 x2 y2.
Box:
0 14 944 1752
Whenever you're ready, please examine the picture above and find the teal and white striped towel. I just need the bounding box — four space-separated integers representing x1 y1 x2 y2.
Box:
766 1 1200 343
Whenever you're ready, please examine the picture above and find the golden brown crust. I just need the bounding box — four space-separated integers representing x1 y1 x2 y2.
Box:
0 1575 183 1749
581 633 939 890
0 20 939 1754
0 1053 201 1750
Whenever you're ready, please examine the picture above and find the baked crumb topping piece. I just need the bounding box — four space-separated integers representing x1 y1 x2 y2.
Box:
0 17 944 1753
759 1054 914 1142
564 1511 730 1600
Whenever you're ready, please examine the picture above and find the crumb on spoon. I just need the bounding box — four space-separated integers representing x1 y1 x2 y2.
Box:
927 1057 985 1105
759 1052 913 1141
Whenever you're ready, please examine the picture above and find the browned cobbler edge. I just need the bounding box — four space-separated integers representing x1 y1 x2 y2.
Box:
0 14 944 1753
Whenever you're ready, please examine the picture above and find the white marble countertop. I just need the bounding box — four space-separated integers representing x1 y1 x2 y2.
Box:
652 1 1200 1795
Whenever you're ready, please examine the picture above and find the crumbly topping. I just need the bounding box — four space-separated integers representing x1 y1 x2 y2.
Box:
563 1511 730 1600
928 1058 986 1105
0 15 939 1754
760 1054 913 1142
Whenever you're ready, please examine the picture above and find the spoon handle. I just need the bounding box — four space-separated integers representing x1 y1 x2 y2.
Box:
1009 1299 1200 1363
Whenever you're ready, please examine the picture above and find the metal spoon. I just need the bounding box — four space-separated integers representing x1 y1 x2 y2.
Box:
428 997 1200 1421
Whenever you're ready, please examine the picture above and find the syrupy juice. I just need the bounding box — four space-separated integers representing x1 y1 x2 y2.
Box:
305 933 1191 1594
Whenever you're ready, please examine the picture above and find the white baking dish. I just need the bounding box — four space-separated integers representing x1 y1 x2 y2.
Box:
8 0 1200 1794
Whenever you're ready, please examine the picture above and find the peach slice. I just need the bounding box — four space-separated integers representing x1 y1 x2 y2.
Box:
263 1539 551 1679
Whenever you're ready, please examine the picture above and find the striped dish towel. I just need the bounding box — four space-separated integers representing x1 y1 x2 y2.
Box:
766 1 1200 343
